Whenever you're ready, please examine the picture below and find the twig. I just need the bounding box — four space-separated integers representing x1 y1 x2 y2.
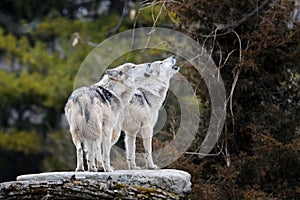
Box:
108 0 129 35
201 28 218 56
221 137 231 167
143 0 166 50
185 142 224 156
226 30 243 118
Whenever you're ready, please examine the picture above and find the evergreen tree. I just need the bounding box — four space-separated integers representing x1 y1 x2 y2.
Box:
162 0 300 199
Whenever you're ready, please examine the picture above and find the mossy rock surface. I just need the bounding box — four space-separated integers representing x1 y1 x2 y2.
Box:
0 169 191 199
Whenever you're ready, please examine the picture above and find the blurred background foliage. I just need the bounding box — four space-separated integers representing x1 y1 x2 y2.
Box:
0 0 172 182
0 0 299 199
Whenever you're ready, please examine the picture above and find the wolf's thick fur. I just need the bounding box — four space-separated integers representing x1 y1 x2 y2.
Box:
65 63 150 172
111 56 179 169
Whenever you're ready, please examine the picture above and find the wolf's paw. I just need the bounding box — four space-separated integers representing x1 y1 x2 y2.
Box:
75 168 84 172
130 165 141 170
89 167 98 172
127 160 141 170
86 164 98 172
104 166 114 172
148 164 159 170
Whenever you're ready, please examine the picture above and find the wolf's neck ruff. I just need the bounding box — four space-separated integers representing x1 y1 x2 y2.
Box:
96 75 136 107
94 85 112 104
130 91 151 107
96 76 123 103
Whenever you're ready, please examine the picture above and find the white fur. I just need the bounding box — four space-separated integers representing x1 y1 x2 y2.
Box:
65 62 150 172
111 56 179 169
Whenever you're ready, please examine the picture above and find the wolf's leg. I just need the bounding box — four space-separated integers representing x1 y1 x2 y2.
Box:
125 132 140 169
95 139 104 171
111 127 122 147
140 127 159 169
91 142 98 172
71 128 84 172
84 141 96 172
85 141 97 172
102 130 114 172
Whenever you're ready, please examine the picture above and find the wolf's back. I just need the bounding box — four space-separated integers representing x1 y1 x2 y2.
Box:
65 88 103 139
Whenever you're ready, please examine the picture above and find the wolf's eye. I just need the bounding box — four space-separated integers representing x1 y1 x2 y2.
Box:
119 71 124 75
132 66 136 69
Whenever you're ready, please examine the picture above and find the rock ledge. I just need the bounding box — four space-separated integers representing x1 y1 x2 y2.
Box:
1 169 191 199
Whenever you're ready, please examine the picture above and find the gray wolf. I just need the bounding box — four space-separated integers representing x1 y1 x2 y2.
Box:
111 56 179 169
65 62 150 172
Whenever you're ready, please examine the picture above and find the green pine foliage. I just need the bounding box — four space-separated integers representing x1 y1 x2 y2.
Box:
0 129 42 154
0 4 122 180
0 0 170 181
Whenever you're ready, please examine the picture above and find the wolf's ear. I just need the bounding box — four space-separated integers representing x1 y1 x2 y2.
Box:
106 69 119 77
106 69 125 80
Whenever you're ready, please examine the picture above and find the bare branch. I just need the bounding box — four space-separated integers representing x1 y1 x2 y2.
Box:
143 0 166 49
185 142 224 156
108 0 129 35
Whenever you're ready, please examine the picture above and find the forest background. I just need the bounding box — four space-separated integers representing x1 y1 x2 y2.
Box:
0 0 299 199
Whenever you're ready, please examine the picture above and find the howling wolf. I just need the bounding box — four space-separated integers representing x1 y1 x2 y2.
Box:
65 62 150 172
111 56 179 169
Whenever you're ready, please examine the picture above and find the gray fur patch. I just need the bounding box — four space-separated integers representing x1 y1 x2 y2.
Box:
68 86 112 123
84 104 90 123
69 87 111 104
130 94 144 106
130 91 151 107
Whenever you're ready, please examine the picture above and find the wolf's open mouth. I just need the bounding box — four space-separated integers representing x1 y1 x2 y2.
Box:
172 66 179 70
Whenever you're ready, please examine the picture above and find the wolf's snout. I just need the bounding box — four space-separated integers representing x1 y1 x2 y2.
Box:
171 58 176 65
172 65 180 71
170 56 176 66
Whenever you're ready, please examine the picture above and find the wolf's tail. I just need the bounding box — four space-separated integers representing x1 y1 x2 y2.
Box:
65 93 92 128
78 94 92 123
80 94 103 139
65 93 102 140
